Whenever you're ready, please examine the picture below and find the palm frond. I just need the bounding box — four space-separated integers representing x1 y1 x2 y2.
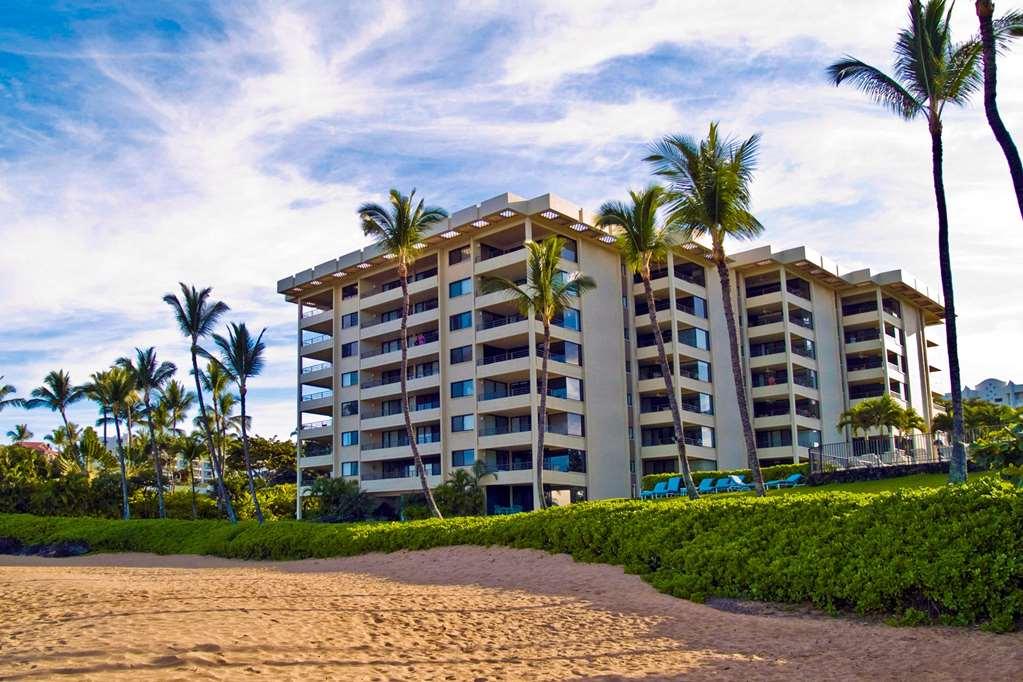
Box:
828 57 922 119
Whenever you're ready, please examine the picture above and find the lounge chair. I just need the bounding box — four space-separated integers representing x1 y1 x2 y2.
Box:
696 478 717 494
714 475 753 493
764 473 806 489
641 481 668 500
663 476 682 497
713 477 736 493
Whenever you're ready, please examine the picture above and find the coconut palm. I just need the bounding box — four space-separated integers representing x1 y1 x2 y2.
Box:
24 370 85 467
828 0 981 483
160 380 195 437
211 322 268 524
174 434 206 519
81 370 117 467
118 348 176 519
646 123 766 496
481 237 596 509
7 424 31 443
0 377 24 413
596 185 699 499
105 366 136 519
900 406 927 433
359 188 449 518
975 2 1023 220
45 423 79 455
163 283 237 522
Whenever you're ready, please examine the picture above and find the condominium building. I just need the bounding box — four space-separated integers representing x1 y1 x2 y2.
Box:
946 378 1023 407
277 192 946 516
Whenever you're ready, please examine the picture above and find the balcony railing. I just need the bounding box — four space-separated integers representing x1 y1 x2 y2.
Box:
362 463 442 480
789 313 814 329
754 404 790 418
302 362 331 374
362 300 438 328
479 424 531 436
301 390 332 402
843 301 878 316
361 367 439 388
479 243 525 262
300 420 331 431
481 384 530 401
362 436 441 451
360 330 439 358
302 306 331 318
478 347 529 365
750 341 786 357
480 313 527 330
484 460 532 473
302 333 331 346
746 281 781 298
845 329 880 344
748 311 784 327
300 444 332 458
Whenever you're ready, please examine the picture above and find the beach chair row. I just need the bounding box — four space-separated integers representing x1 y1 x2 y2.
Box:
640 473 805 499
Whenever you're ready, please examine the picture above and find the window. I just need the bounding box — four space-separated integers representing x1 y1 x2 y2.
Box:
341 431 359 447
341 312 358 328
381 339 401 354
450 345 472 364
679 360 711 383
412 298 437 314
342 284 358 299
452 449 475 467
341 461 359 476
449 311 472 331
553 307 581 331
451 414 475 432
756 428 792 448
677 295 708 318
341 341 357 358
416 424 441 444
341 401 358 417
448 277 471 298
451 379 474 398
381 398 402 416
542 340 581 365
678 327 710 350
341 371 358 387
381 308 400 323
449 244 471 265
797 429 822 448
546 376 583 400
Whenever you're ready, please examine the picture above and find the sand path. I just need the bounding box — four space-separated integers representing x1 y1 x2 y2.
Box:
0 547 1019 680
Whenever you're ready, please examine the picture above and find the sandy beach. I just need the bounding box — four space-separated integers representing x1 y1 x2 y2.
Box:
0 547 1019 681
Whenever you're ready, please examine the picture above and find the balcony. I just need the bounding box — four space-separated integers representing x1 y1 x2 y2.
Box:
359 273 438 310
300 333 333 360
300 361 332 387
299 419 332 439
300 306 333 333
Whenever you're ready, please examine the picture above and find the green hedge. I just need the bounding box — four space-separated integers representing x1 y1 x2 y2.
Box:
641 463 809 490
1 479 1020 629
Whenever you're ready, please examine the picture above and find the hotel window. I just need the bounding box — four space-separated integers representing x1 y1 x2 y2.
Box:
416 424 441 444
341 461 359 476
341 312 358 328
553 307 581 331
756 428 793 448
448 277 472 298
341 284 358 299
341 341 357 358
449 311 472 331
678 327 710 350
452 449 475 467
546 376 583 401
341 431 359 447
451 414 475 432
451 379 474 398
341 371 358 387
340 400 359 417
449 244 471 265
381 308 400 323
450 345 472 364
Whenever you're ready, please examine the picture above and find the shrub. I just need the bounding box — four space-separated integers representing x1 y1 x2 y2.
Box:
308 478 377 522
1 479 1020 629
641 463 808 491
235 484 297 521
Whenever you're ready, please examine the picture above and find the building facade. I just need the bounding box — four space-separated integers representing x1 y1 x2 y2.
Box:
947 378 1023 407
277 192 946 516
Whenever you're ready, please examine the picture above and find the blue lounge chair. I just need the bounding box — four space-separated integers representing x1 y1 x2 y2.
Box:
713 477 735 493
765 473 805 489
641 481 668 500
696 478 716 494
663 476 682 497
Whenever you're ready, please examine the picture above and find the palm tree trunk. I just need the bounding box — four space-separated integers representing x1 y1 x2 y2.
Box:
714 250 765 496
189 459 198 520
190 350 237 522
930 122 968 482
399 268 442 518
641 270 698 499
113 417 130 520
536 321 552 510
143 395 166 519
238 385 264 524
977 0 1023 221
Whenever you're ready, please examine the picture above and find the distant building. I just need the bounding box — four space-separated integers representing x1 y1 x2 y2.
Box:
17 442 59 460
947 378 1023 407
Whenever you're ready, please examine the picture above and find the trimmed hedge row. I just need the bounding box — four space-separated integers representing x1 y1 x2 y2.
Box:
641 463 809 491
2 478 1021 629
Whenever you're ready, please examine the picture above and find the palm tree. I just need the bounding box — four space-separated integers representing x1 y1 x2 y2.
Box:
0 376 24 413
82 371 116 466
975 2 1023 220
646 123 767 496
596 186 699 499
175 434 206 519
211 322 268 524
160 380 195 437
45 423 79 456
25 370 85 467
359 189 449 518
7 424 31 443
828 0 980 483
164 283 237 522
900 406 927 433
118 348 176 519
481 237 596 509
105 366 136 519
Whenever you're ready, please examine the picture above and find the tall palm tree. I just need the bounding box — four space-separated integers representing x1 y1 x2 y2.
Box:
211 322 268 524
0 376 24 413
828 0 980 483
646 123 767 496
25 370 85 467
481 237 596 510
175 433 206 519
105 366 136 519
7 424 32 443
118 348 176 519
82 371 115 466
164 283 237 522
160 380 195 437
975 2 1023 220
359 188 449 518
596 186 699 499
45 423 80 456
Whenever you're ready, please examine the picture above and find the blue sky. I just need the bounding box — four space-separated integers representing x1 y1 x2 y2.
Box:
2 1 1022 442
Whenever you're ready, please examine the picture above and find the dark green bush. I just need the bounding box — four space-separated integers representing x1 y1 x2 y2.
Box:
642 463 809 490
1 479 1020 629
308 478 377 522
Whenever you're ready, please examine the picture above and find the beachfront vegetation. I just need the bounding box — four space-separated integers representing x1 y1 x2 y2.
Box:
1 477 1020 630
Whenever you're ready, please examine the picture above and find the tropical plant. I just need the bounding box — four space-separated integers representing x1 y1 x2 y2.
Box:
481 237 596 509
974 1 1023 220
81 370 115 468
0 376 24 413
309 477 378 522
6 424 31 444
160 380 195 437
210 322 268 524
163 283 237 522
359 188 448 518
173 434 206 519
432 460 495 517
24 370 85 467
646 123 766 496
45 423 80 456
933 396 1018 434
100 366 136 519
117 347 176 519
57 426 116 479
596 185 699 499
828 0 981 483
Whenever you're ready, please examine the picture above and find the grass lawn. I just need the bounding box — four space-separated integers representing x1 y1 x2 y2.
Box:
764 470 999 496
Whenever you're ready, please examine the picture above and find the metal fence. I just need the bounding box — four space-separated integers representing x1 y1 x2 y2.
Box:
809 432 959 474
